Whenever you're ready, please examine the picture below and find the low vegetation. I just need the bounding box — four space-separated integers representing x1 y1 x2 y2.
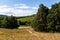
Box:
17 15 34 26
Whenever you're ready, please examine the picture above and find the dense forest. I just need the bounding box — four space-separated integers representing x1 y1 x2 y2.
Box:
31 2 60 32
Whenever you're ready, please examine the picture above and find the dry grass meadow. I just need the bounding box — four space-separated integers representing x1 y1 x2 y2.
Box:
0 26 60 40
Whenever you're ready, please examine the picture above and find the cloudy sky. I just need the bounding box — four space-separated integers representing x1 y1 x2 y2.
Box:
0 0 60 16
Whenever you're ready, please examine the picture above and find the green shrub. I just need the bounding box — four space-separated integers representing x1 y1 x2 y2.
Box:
0 16 19 29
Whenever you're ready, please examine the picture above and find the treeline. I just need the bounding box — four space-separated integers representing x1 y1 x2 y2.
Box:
31 2 60 32
0 14 34 29
0 16 19 29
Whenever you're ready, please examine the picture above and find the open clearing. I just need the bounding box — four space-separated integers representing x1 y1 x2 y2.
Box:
0 26 60 40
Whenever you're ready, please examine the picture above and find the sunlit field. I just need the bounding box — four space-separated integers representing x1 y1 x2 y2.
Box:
0 26 60 40
0 0 60 40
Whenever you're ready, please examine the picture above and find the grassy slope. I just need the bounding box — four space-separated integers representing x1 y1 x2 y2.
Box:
17 16 34 22
0 26 60 40
17 15 35 26
17 15 35 21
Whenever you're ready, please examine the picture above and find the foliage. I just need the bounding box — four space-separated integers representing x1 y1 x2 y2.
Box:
17 15 34 26
31 2 60 32
31 4 49 32
0 16 19 29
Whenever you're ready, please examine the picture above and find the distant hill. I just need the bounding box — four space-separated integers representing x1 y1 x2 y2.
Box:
16 14 35 19
0 15 7 16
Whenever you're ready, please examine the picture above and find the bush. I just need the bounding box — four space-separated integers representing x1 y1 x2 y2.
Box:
0 16 19 29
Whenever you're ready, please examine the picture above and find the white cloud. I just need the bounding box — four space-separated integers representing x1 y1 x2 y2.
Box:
0 4 37 16
0 5 9 8
15 4 38 9
12 9 35 16
32 7 38 9
0 8 13 12
0 5 14 12
15 4 30 8
49 7 51 9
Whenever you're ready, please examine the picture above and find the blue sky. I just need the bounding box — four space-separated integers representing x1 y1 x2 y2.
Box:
0 0 60 16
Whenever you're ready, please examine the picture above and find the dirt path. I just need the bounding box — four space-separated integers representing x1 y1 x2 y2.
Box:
19 26 41 40
26 28 41 40
19 27 60 40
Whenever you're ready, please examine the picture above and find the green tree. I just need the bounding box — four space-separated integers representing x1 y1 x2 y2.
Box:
31 4 49 31
1 16 19 29
1 16 8 28
6 16 19 29
47 2 60 32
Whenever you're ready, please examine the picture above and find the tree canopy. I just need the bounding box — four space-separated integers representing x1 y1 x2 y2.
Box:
0 16 19 29
31 2 60 32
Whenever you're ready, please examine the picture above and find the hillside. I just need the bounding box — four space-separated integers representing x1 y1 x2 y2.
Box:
17 14 35 26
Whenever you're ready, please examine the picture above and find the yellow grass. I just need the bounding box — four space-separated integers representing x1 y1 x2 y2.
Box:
0 26 60 40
